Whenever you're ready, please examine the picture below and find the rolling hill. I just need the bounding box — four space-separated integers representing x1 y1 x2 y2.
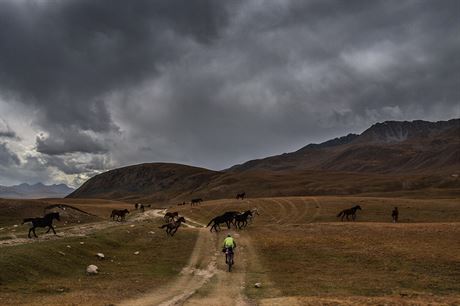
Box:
67 119 460 203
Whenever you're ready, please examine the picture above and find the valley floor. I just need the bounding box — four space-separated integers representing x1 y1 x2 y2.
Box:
0 196 459 305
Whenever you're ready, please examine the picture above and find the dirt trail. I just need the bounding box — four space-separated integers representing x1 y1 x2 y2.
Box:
118 228 218 306
119 222 252 306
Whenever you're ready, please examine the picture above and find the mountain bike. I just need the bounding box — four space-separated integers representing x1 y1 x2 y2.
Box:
225 248 234 272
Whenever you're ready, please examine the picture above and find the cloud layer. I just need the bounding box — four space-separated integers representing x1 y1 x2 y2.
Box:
0 0 459 186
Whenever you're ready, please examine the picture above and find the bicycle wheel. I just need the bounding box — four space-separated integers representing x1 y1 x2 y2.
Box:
227 252 233 272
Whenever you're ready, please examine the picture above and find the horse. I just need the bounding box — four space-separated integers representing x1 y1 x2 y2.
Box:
206 212 238 232
234 210 253 229
191 198 203 206
247 208 260 223
111 209 129 222
392 207 399 223
159 217 186 236
236 192 246 200
337 205 362 221
164 211 179 222
22 212 60 238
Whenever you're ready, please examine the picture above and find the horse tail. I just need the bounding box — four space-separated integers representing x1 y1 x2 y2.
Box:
206 218 215 227
337 211 343 218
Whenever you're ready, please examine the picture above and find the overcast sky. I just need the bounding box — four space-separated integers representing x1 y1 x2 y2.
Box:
0 0 459 187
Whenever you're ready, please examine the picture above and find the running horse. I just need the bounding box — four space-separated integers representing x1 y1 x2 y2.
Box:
337 205 362 221
164 211 179 223
22 212 60 238
234 210 253 229
207 211 239 232
110 209 129 221
159 217 186 236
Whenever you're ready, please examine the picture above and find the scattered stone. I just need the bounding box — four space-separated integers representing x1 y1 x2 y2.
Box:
0 227 4 231
86 265 99 275
148 231 155 234
66 245 71 248
96 253 105 260
130 225 135 228
13 224 18 228
58 251 66 256
80 241 85 245
134 251 140 255
254 282 262 288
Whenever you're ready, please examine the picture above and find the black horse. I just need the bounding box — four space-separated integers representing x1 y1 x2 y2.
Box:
234 210 253 229
236 192 246 200
164 211 179 222
22 212 60 238
191 198 203 206
207 212 238 232
337 205 362 221
111 209 129 221
159 217 186 236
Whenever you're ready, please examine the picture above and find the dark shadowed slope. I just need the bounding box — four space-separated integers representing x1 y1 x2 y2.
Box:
67 163 220 202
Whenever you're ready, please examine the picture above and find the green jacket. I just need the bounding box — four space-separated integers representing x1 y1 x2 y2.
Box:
223 237 236 248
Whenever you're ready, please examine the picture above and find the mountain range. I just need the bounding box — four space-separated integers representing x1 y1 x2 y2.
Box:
0 183 74 199
67 119 460 203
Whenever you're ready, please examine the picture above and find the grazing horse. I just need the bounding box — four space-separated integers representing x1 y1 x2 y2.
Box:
159 217 186 236
236 192 246 200
111 209 129 222
164 211 179 223
234 210 253 229
207 212 238 232
191 198 203 206
22 212 60 238
337 205 362 221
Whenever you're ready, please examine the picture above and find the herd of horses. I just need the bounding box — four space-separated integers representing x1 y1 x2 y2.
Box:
20 190 370 238
206 208 259 232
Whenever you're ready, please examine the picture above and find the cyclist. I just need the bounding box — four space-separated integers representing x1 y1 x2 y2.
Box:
223 234 236 264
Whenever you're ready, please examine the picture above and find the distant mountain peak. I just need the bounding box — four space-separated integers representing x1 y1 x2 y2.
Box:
359 119 459 144
0 182 74 199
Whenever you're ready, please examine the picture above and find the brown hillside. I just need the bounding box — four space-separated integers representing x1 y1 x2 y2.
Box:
68 119 460 203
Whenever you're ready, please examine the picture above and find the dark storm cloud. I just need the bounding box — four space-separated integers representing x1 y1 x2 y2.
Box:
0 142 20 166
0 119 17 139
0 0 459 184
0 0 233 150
36 127 108 155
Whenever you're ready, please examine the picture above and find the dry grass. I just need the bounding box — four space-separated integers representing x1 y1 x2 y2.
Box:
176 196 460 303
0 217 198 306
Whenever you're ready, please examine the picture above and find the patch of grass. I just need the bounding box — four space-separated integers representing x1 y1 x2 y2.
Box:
248 223 460 298
0 219 198 306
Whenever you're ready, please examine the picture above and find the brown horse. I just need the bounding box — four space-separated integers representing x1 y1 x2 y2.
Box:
159 217 186 236
337 205 361 221
111 209 129 222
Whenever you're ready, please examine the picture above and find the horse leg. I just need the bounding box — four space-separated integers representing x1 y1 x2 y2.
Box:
28 227 33 238
50 225 56 234
346 214 350 221
33 227 38 238
46 226 51 233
